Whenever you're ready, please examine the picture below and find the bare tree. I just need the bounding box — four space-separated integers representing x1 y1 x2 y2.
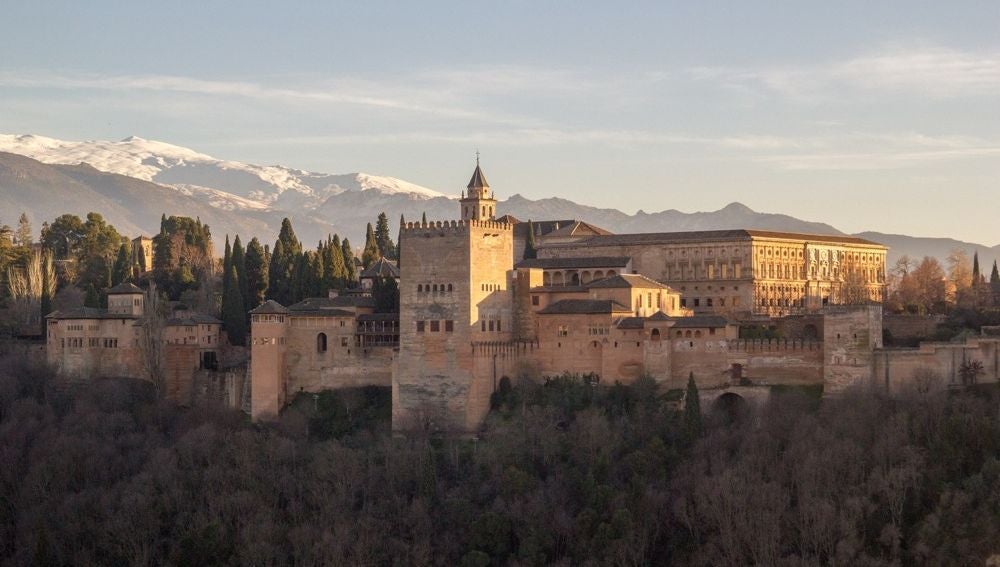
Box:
6 249 55 333
138 282 168 397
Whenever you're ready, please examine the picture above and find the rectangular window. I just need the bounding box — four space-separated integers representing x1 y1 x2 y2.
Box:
531 295 539 306
430 320 440 332
497 320 501 332
694 298 701 307
558 325 569 337
341 337 348 347
482 320 487 332
416 321 425 333
680 298 687 308
488 320 494 332
707 298 714 307
445 320 454 332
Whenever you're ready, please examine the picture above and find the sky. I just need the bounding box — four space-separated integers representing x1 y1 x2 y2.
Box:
1 1 999 243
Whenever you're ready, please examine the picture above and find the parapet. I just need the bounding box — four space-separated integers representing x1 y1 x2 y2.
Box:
725 338 823 352
400 218 514 234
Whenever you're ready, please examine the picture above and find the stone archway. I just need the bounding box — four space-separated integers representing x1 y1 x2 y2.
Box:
712 392 748 422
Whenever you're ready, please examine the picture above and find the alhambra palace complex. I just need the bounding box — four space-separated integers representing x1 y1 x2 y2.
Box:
46 163 1000 432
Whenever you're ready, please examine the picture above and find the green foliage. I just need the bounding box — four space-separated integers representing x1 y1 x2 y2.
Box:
374 212 397 260
84 283 100 308
524 220 538 260
221 265 246 345
341 238 357 282
244 237 268 309
152 215 213 300
684 373 702 440
372 276 399 313
231 235 247 305
362 222 381 269
110 241 131 286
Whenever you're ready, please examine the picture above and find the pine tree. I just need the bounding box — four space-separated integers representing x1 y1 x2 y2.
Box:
329 235 348 290
111 241 132 286
973 252 982 285
291 252 311 303
374 212 396 260
991 260 1000 293
232 235 247 304
84 283 101 308
244 237 268 308
15 212 32 248
362 222 381 268
221 265 246 345
524 220 538 259
341 239 357 283
684 373 702 440
277 218 302 256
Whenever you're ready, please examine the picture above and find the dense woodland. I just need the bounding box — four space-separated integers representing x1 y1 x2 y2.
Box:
0 353 996 566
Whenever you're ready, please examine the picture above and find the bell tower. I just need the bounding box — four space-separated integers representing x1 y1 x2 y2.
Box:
460 153 497 221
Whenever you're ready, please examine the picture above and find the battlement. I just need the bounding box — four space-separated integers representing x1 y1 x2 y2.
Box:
401 218 513 234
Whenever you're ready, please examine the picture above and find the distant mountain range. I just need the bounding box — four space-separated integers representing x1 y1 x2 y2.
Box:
0 133 996 267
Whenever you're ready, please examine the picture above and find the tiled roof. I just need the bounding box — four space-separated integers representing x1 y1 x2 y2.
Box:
357 313 400 322
467 164 489 188
512 219 608 239
648 311 672 321
668 315 732 328
516 256 631 270
167 313 222 326
551 229 884 248
249 300 289 315
106 282 143 294
545 221 614 238
288 296 375 311
587 274 671 290
47 307 138 320
360 257 400 279
538 299 632 315
616 317 645 329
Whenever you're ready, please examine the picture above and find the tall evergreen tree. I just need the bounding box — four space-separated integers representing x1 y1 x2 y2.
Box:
421 211 427 224
221 265 246 345
232 235 247 304
291 252 312 303
244 237 268 309
684 373 702 441
222 235 232 295
267 240 289 304
524 220 538 259
84 283 101 308
991 261 1000 291
374 212 396 260
341 239 357 283
111 240 132 286
372 276 400 313
322 235 348 292
362 222 381 268
972 252 982 284
397 214 405 269
277 218 303 256
15 212 32 248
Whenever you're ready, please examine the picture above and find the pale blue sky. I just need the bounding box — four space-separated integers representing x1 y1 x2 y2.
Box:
2 1 999 242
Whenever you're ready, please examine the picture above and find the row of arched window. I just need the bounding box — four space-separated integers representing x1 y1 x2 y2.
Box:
417 283 453 293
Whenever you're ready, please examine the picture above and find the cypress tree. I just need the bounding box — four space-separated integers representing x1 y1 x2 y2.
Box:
421 212 427 225
341 239 357 283
362 222 381 268
84 283 101 308
991 261 1000 291
244 237 268 308
524 220 538 259
684 373 702 440
222 235 232 295
111 241 132 285
328 234 348 290
232 235 247 304
268 240 288 304
277 218 302 256
973 252 982 284
397 214 405 269
222 265 246 345
374 212 396 260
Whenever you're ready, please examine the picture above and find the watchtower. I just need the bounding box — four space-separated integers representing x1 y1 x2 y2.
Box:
394 162 513 432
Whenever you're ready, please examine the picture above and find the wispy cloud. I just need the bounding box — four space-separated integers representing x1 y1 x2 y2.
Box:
692 44 1000 100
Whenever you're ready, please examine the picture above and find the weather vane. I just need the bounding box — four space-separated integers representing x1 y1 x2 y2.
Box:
475 148 480 166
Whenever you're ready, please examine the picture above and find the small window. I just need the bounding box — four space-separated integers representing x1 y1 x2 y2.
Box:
481 320 487 331
418 284 423 292
430 320 440 332
488 320 494 332
531 295 540 306
341 337 348 347
317 333 328 352
558 325 569 337
448 284 453 292
445 320 454 332
417 321 425 333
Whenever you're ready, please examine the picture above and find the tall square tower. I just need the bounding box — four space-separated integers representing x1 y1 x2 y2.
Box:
394 163 513 432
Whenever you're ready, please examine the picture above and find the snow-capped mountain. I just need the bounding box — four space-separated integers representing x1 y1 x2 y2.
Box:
0 134 449 210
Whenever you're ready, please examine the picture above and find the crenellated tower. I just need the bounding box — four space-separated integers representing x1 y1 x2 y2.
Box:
394 160 514 433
